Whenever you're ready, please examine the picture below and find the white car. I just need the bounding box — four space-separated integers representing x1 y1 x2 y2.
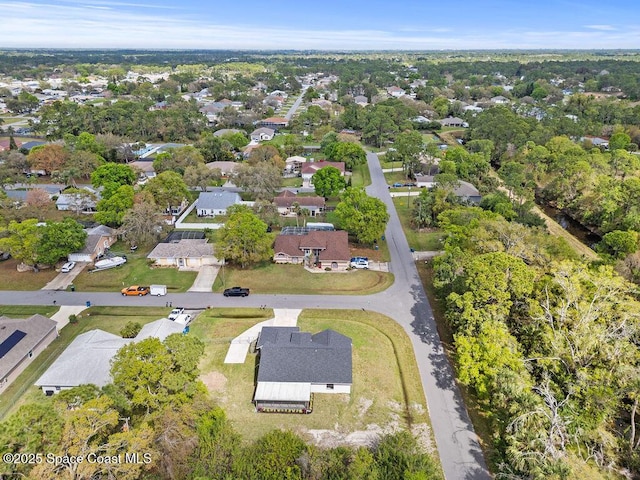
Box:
60 262 76 273
168 307 185 320
173 314 192 326
350 257 369 269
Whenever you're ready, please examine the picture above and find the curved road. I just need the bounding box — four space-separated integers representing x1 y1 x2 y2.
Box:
0 153 490 479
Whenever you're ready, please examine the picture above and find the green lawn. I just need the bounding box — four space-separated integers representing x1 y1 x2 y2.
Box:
71 252 197 293
0 305 59 318
0 306 171 420
0 259 59 290
282 177 303 187
385 171 411 185
393 198 446 251
183 208 228 224
192 308 431 442
213 263 393 295
351 162 371 187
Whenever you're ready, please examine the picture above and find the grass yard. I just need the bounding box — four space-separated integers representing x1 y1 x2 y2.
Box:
191 308 431 442
213 263 393 295
71 254 197 293
183 209 228 224
281 177 303 187
350 162 371 187
0 305 59 318
393 198 446 251
385 171 411 185
0 259 59 290
0 306 171 420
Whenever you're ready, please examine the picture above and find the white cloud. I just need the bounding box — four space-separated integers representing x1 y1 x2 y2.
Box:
584 24 617 31
0 2 638 50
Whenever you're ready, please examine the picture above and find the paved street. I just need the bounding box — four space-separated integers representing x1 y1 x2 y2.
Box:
0 152 490 479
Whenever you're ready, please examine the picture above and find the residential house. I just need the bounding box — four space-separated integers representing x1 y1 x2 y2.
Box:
301 161 345 185
387 86 406 98
196 191 242 216
273 230 350 270
250 127 275 142
414 175 482 203
439 117 468 128
354 95 368 107
55 187 100 213
68 225 117 263
274 190 325 217
490 95 510 104
254 326 352 413
213 128 243 137
285 155 306 172
0 139 22 152
35 319 184 395
259 117 289 130
0 315 58 394
147 239 220 268
206 161 240 176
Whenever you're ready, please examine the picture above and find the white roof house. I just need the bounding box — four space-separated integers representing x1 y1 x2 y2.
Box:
35 319 184 395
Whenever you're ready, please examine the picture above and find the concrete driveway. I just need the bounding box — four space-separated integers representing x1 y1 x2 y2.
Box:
41 262 88 291
188 265 219 292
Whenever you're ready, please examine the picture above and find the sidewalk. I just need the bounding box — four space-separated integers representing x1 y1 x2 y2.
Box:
224 308 301 364
51 305 87 330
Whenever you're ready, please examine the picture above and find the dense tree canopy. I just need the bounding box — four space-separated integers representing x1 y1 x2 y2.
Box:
334 187 389 244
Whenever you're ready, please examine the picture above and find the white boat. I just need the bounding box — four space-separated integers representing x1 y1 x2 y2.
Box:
92 256 127 271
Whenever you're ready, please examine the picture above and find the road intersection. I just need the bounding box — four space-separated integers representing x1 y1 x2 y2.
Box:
0 152 491 479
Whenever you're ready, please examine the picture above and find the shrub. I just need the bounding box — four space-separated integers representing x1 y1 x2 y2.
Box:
120 321 142 338
68 314 78 324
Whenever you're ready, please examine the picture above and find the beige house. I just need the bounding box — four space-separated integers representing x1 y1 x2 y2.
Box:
0 315 58 394
69 225 117 263
147 239 221 268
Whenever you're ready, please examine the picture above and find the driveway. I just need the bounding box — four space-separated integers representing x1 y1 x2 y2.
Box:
41 262 88 291
188 265 219 292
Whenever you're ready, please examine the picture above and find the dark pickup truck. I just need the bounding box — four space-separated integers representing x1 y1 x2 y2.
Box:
223 286 250 297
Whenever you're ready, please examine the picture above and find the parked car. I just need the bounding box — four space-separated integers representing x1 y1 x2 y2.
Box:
350 257 369 269
121 285 150 296
60 262 76 273
223 286 250 297
168 307 185 320
0 252 11 262
392 182 403 187
403 182 416 187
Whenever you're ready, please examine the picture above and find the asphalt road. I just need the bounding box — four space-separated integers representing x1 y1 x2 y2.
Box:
0 152 491 480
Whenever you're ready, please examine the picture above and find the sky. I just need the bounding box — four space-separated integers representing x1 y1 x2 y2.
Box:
2 0 640 50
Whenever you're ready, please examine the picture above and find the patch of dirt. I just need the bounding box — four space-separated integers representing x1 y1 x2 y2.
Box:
411 423 435 454
200 371 227 392
358 397 373 418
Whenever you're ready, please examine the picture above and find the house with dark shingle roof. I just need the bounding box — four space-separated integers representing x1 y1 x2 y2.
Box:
273 190 325 217
0 314 58 394
273 230 350 270
253 326 352 413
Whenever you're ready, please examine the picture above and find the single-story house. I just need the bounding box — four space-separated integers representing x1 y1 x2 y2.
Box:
285 155 306 172
439 117 468 128
68 225 117 263
213 128 243 137
273 230 350 269
1 315 58 394
414 175 482 203
35 319 184 395
250 127 275 142
55 188 100 213
254 326 352 413
147 239 221 268
490 95 510 104
354 95 368 106
196 191 242 216
0 139 22 152
387 86 406 97
273 190 325 217
301 161 346 184
259 117 289 130
206 161 240 176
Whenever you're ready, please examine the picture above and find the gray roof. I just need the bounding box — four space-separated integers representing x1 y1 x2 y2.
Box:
0 315 57 380
414 175 481 199
196 191 241 211
256 327 352 385
36 319 184 389
213 128 243 137
147 239 215 259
